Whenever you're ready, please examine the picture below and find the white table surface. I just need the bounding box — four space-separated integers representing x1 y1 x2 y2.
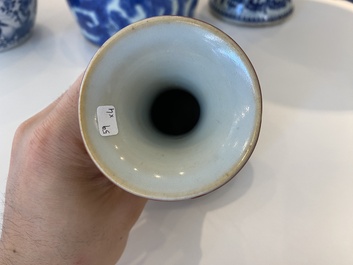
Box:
1 0 353 264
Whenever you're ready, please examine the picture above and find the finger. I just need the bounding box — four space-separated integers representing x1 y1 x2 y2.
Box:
53 72 84 120
111 186 148 229
38 73 85 140
16 73 84 136
55 72 84 113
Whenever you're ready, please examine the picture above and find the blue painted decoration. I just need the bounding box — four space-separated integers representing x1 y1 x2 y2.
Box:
209 0 293 25
0 0 37 51
67 0 199 46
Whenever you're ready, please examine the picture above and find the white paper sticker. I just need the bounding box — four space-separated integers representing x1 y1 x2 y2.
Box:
97 106 119 136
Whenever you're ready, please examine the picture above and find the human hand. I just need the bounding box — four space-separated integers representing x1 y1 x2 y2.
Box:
0 74 147 265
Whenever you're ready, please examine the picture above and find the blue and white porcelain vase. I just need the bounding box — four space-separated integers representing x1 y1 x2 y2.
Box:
209 0 293 25
67 0 199 46
0 0 37 52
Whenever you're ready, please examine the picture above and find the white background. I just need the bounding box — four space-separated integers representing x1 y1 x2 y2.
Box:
1 0 353 264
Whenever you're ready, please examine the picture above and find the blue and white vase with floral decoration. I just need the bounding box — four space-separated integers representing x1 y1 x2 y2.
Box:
67 0 199 46
0 0 37 52
209 0 293 25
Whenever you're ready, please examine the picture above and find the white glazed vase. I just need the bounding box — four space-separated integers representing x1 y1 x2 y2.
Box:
79 16 262 200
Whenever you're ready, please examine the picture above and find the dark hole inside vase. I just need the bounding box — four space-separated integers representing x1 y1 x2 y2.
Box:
149 87 201 136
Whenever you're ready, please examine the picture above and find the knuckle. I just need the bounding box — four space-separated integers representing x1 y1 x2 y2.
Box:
15 117 34 137
16 116 56 157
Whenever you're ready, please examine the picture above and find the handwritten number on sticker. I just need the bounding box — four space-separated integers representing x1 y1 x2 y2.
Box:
97 106 119 136
106 108 114 118
102 125 110 135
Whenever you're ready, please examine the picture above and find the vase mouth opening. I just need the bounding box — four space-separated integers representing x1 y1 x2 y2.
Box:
149 86 201 137
79 16 262 200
